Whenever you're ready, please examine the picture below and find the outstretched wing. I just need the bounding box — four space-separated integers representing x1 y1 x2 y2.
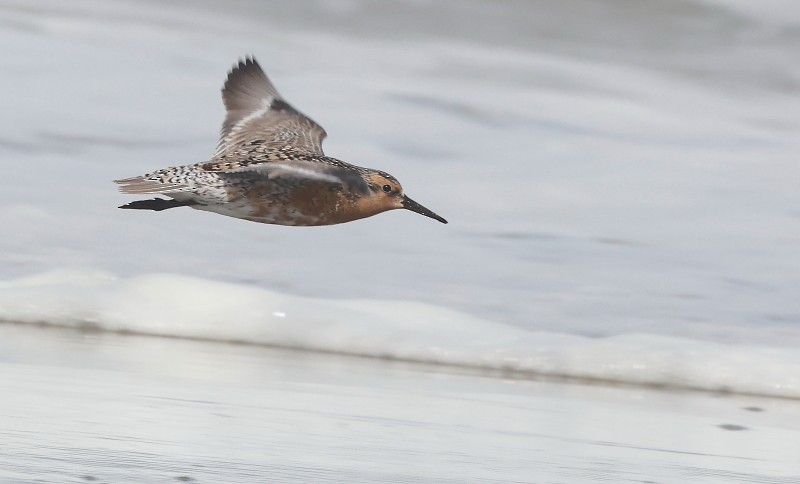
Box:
214 57 327 157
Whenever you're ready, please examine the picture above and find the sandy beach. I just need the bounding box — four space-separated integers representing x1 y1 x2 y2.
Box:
1 323 798 483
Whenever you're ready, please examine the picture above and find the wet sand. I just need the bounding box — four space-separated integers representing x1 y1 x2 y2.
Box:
1 324 798 483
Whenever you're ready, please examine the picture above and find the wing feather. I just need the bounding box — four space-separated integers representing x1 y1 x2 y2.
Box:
215 57 327 156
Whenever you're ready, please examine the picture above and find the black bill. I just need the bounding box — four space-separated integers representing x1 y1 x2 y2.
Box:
402 195 448 224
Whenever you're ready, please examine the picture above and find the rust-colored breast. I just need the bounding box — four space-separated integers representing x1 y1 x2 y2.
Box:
237 181 364 226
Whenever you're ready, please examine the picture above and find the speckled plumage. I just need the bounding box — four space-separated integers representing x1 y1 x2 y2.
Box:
115 57 447 226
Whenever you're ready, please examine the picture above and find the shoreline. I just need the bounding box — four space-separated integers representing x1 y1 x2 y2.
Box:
2 318 798 402
2 323 798 483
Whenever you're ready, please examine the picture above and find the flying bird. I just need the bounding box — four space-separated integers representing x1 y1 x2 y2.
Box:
115 57 447 226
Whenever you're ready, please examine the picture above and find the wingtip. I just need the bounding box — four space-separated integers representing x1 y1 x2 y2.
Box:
222 55 273 107
229 55 260 76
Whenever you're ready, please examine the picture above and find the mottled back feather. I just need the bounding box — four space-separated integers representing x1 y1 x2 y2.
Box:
215 57 327 157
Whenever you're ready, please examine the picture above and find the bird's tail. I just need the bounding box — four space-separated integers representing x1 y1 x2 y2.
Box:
115 175 194 211
114 176 186 194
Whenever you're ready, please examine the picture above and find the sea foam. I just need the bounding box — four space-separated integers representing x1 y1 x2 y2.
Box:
1 269 797 398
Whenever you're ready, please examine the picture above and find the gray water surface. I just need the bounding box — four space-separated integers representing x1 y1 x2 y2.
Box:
0 0 798 344
1 324 799 483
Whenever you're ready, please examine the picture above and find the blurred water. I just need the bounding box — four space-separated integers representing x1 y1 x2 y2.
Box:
0 0 799 344
3 269 800 398
1 324 799 483
2 2 800 481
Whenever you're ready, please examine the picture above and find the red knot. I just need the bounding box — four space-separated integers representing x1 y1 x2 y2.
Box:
115 57 447 226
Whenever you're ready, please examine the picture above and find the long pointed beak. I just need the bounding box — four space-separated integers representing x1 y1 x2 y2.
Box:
402 195 448 224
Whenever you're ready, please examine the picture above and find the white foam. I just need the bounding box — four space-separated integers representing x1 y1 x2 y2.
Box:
1 269 798 398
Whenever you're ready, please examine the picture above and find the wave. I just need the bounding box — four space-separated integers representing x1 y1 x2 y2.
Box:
1 269 798 399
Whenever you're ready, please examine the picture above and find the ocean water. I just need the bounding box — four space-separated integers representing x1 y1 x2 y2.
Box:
1 0 799 397
2 324 799 483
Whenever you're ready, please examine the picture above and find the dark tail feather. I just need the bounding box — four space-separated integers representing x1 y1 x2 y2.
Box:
119 198 198 211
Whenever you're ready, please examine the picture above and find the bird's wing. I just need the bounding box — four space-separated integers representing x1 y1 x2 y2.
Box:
216 160 370 196
214 57 327 157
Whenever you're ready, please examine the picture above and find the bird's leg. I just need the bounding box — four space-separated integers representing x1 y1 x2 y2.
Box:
118 198 198 211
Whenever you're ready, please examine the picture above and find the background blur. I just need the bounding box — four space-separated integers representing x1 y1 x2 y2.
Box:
0 0 799 383
1 3 800 482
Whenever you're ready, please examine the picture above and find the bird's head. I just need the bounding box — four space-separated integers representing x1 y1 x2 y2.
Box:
360 171 447 224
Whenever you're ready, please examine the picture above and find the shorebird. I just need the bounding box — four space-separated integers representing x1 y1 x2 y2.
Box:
115 57 447 226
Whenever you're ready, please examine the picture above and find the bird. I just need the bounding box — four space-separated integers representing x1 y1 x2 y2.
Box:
114 57 447 226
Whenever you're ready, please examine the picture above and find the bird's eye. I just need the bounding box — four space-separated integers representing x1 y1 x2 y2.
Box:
382 184 392 193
